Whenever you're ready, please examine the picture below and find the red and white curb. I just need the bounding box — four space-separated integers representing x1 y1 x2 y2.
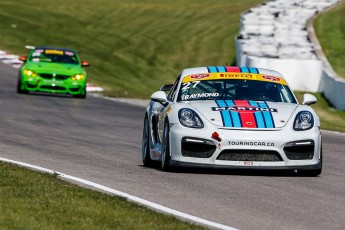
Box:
86 83 104 92
0 50 103 92
0 50 22 69
0 156 237 230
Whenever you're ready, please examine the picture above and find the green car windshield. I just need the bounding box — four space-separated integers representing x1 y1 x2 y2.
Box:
29 49 79 64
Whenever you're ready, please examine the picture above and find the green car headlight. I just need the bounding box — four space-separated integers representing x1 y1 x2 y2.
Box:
71 74 85 80
24 69 38 77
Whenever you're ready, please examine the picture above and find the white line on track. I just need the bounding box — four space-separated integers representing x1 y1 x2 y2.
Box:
0 156 238 230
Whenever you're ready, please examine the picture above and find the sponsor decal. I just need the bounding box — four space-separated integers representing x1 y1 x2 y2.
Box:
183 92 219 100
212 106 277 112
181 81 200 91
262 75 280 81
228 141 275 146
45 50 64 55
190 73 210 79
219 73 252 79
215 100 276 128
244 162 253 165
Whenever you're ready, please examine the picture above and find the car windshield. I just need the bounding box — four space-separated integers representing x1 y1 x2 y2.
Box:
177 79 297 103
29 49 79 64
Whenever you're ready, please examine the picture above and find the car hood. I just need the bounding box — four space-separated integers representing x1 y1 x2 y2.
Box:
188 100 298 129
24 62 84 75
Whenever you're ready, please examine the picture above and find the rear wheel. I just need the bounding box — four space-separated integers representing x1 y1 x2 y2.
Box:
161 119 171 171
142 117 154 167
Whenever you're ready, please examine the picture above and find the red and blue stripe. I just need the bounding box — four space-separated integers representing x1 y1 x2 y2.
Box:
215 100 275 128
207 66 259 74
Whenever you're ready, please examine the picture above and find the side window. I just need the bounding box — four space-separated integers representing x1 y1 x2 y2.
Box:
167 75 181 101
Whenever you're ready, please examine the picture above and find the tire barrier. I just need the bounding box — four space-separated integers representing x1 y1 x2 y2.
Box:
236 0 342 96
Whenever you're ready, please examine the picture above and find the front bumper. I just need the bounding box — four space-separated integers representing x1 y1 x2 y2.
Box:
169 124 321 169
21 77 85 95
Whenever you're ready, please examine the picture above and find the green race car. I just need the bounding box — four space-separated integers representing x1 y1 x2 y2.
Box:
17 46 89 98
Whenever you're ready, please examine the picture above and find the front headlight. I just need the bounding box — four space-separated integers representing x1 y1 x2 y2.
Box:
178 108 204 128
71 74 85 80
23 69 37 77
293 111 314 131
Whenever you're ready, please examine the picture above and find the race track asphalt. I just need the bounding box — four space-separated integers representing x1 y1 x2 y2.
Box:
1 62 345 230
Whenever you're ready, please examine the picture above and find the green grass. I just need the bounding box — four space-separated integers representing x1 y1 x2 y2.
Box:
0 161 205 229
0 0 262 98
315 1 345 78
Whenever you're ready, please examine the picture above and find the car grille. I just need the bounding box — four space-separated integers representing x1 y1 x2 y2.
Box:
39 74 70 80
40 85 66 91
217 150 283 161
39 74 53 79
55 75 70 80
181 137 216 158
284 140 314 160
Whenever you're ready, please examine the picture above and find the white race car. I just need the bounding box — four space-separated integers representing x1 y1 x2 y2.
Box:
142 66 322 176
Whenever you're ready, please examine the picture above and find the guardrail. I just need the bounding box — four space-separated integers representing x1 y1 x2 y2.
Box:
236 0 344 108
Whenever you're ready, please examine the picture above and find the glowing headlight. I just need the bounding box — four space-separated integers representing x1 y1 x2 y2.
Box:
293 111 314 131
178 108 204 128
23 69 37 77
71 74 85 80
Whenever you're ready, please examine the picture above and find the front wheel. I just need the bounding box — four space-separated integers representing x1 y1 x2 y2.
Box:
142 117 154 167
73 85 87 98
161 120 171 171
73 92 86 99
17 79 28 94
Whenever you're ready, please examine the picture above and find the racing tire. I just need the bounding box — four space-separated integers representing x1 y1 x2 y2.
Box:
74 93 86 99
73 85 87 99
17 79 28 94
142 117 154 167
73 90 86 99
299 146 322 177
161 119 171 171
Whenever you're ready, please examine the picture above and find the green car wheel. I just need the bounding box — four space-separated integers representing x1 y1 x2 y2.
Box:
73 87 87 99
17 79 28 94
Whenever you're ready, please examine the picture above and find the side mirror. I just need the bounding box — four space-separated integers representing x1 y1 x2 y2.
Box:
302 93 317 106
19 56 27 62
160 84 173 92
151 91 168 106
81 61 90 67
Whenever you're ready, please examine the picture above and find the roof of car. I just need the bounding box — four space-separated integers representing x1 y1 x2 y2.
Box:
180 66 284 79
34 46 77 53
